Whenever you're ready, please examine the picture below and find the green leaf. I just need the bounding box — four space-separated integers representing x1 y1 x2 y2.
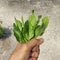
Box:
13 23 20 42
42 16 49 28
37 15 42 25
28 10 37 39
39 16 49 36
0 29 4 37
39 26 45 36
15 18 22 31
23 20 29 40
21 16 24 27
32 10 34 13
28 10 37 29
0 22 4 37
35 25 41 37
13 23 27 43
29 26 34 40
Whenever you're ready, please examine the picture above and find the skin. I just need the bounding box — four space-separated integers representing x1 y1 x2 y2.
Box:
9 38 44 60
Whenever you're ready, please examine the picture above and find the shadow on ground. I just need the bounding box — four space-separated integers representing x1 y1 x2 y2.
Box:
0 28 11 39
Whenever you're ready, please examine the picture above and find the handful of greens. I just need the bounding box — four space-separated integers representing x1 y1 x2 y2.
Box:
13 10 49 43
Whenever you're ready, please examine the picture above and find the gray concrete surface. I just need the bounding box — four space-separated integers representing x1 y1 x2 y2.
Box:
0 0 60 60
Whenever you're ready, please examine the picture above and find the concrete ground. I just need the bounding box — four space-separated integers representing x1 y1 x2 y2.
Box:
0 0 60 60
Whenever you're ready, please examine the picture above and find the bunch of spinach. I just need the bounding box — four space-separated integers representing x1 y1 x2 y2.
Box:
13 10 49 43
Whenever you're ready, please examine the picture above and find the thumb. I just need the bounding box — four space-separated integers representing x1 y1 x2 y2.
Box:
27 38 44 49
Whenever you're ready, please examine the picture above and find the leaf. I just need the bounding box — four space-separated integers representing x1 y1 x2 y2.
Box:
35 25 41 37
21 16 24 27
37 15 42 25
39 16 49 36
13 23 21 42
39 26 45 36
28 10 37 29
42 16 49 29
13 23 27 43
28 10 37 39
23 20 29 40
15 18 22 31
29 26 34 40
0 22 4 37
0 29 4 37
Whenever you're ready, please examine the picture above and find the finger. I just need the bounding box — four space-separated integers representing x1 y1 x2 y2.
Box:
29 57 36 60
27 38 38 49
32 45 39 52
31 51 39 58
27 38 44 49
38 46 40 54
37 38 44 45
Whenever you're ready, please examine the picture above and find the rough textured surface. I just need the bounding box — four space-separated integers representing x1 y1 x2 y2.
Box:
0 0 60 60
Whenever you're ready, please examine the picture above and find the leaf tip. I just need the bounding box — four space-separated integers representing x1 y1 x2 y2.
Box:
38 15 42 18
32 10 34 13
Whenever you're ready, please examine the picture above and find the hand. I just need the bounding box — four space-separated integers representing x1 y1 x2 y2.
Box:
9 38 44 60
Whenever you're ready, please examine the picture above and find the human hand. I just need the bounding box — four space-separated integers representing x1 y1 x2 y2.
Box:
9 38 44 60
